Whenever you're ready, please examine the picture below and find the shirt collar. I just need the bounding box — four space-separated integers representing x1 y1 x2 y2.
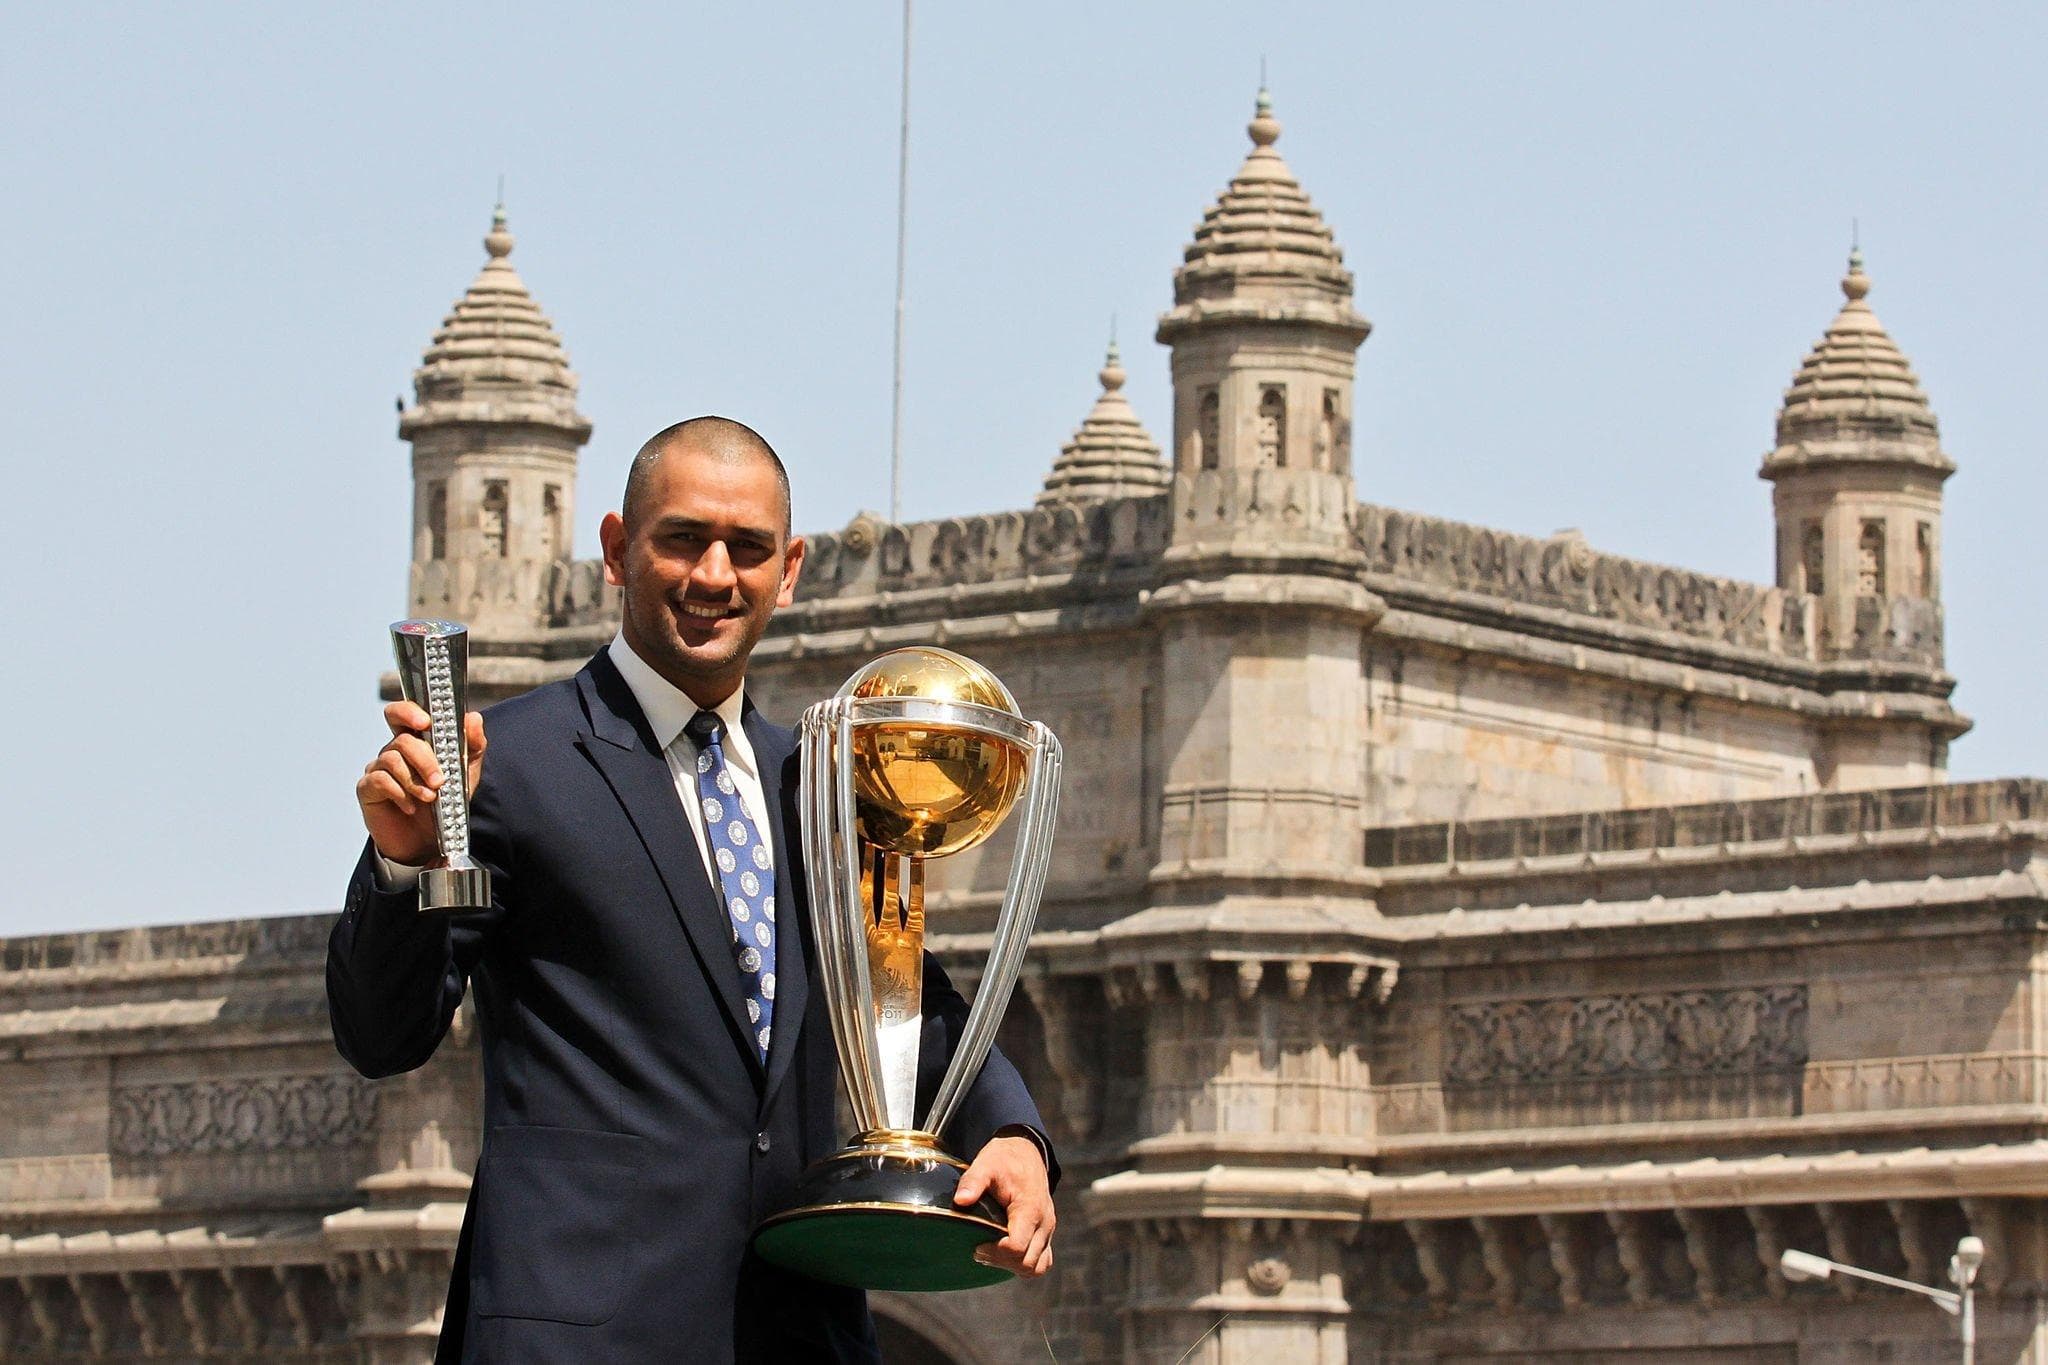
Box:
607 632 747 752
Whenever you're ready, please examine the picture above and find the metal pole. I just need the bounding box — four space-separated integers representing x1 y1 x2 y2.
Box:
888 0 912 525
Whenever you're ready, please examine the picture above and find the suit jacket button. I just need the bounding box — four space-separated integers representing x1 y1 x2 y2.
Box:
754 1131 772 1154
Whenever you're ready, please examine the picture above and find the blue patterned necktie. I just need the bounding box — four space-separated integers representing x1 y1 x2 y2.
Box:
687 710 776 1059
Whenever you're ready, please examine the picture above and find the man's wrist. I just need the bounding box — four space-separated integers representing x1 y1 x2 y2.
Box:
371 852 424 892
992 1123 1052 1173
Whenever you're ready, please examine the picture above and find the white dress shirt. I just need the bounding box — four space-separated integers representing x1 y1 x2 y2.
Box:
604 633 773 886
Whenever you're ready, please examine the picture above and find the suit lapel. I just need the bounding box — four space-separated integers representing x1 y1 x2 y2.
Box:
747 704 812 1108
574 655 761 1080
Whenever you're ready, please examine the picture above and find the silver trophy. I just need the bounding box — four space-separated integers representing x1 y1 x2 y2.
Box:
390 620 491 912
752 646 1062 1292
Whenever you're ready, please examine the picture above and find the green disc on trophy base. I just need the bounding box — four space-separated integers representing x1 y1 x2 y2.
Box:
752 1134 1009 1290
753 1209 1008 1292
752 1134 1009 1291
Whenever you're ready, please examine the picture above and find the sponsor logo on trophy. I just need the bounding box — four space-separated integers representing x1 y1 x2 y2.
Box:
389 620 491 913
751 647 1062 1291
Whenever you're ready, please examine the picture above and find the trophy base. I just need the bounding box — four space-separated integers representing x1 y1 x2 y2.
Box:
419 865 491 913
751 1131 1010 1292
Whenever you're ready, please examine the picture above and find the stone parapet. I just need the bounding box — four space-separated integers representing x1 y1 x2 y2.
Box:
789 495 1173 604
1357 502 1952 675
1368 777 2043 868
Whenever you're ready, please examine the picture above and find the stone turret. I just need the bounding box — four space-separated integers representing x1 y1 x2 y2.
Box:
1761 249 1953 664
401 204 592 638
1036 339 1170 505
1156 88 1371 552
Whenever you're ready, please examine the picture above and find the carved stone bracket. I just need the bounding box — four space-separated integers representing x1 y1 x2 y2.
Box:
1105 955 1398 1011
1366 1194 2020 1322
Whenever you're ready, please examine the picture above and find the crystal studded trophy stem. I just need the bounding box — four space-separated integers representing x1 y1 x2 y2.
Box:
390 620 492 912
752 649 1063 1292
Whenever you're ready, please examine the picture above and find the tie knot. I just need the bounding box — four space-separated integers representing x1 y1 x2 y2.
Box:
688 710 724 744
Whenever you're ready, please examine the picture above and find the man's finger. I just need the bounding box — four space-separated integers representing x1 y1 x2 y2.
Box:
954 1167 988 1206
1022 1210 1054 1271
1000 1199 1041 1257
464 711 487 787
386 732 444 789
378 741 441 800
356 769 418 817
383 700 431 738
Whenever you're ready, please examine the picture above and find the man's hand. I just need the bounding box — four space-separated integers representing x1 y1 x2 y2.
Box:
355 701 486 866
955 1132 1055 1278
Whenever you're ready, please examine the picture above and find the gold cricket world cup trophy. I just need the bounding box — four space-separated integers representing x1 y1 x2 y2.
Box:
751 647 1062 1291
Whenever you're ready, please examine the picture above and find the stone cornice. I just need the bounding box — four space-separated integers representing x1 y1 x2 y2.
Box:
1086 1165 1375 1225
1369 1140 2048 1220
1378 819 2048 911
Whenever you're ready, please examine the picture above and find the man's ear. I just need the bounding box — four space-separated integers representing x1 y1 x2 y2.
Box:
775 535 807 608
599 512 627 587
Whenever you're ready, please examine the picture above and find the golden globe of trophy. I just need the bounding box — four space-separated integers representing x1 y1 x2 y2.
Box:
751 647 1062 1291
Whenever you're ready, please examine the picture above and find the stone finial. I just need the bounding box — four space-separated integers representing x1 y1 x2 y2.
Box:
1248 85 1281 148
484 202 514 260
1842 246 1869 302
1036 336 1170 505
1100 338 1127 393
1761 247 1951 480
407 1120 455 1173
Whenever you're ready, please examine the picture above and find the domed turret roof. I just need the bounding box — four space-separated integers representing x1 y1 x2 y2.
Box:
1157 88 1369 340
1037 339 1170 504
400 205 593 441
1762 249 1951 480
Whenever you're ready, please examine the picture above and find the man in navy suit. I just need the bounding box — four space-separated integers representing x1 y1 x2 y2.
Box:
330 417 1057 1362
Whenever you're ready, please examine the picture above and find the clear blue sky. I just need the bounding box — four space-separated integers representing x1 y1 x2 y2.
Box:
3 4 2042 935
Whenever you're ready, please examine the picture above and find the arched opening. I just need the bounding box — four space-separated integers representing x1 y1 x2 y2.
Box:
1256 385 1286 467
1196 388 1220 470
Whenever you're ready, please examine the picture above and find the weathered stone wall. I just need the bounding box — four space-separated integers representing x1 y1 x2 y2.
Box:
1363 635 1824 826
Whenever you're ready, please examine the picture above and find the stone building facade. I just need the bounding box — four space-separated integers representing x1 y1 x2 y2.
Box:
3 92 2044 1362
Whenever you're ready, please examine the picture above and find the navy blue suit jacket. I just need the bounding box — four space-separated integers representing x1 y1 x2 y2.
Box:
328 650 1052 1362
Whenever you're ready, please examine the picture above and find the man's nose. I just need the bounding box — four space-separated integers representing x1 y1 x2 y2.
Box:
691 540 738 592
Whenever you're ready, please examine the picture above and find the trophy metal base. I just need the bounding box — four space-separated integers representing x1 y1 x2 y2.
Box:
751 1131 1010 1292
419 865 491 913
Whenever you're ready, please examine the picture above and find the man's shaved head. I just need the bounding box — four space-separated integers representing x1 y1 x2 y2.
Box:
622 416 792 536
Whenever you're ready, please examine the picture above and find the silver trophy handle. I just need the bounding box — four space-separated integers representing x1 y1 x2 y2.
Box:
919 723 1061 1137
800 701 888 1126
390 620 492 912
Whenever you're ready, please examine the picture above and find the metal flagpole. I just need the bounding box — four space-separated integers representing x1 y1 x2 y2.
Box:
889 0 912 525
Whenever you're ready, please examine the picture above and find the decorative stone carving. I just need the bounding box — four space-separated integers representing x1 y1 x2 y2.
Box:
840 511 879 556
110 1075 378 1158
1245 1255 1289 1295
1444 986 1807 1086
